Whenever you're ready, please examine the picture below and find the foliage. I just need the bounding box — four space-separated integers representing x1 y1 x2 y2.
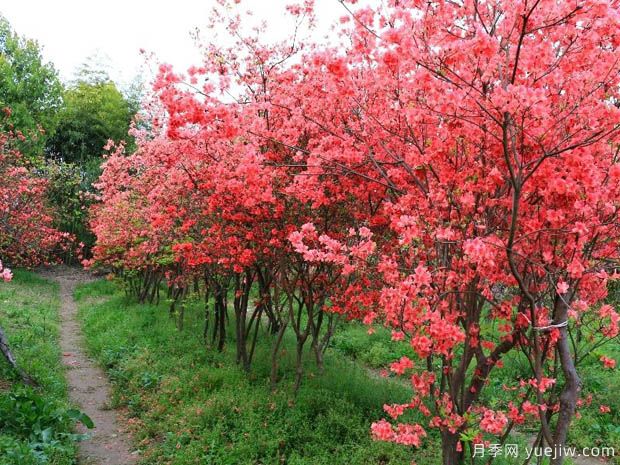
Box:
40 158 97 261
0 16 62 159
76 276 620 465
47 79 136 164
0 386 92 465
331 324 416 369
0 117 73 267
282 3 620 462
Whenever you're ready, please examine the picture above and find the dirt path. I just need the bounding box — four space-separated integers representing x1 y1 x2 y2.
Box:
45 267 138 465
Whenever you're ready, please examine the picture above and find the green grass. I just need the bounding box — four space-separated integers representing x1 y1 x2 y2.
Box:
330 323 417 369
74 278 620 465
0 270 80 465
568 342 620 457
75 279 441 465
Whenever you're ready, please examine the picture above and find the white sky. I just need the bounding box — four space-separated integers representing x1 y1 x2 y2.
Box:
0 0 352 89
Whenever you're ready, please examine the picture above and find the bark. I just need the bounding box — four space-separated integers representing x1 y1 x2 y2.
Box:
177 298 185 331
551 297 581 465
256 267 279 334
169 286 183 318
441 431 463 465
310 309 337 373
293 339 306 394
216 288 227 352
247 306 262 367
233 271 254 371
203 278 210 342
270 318 288 390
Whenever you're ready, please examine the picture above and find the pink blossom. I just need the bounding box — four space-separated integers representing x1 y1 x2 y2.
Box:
479 409 508 435
557 281 569 294
393 423 426 447
0 261 11 282
600 355 616 369
371 419 395 441
384 403 407 419
390 356 414 375
529 377 556 393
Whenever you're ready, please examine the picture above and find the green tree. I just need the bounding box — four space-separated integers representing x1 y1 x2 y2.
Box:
0 15 63 157
47 78 135 163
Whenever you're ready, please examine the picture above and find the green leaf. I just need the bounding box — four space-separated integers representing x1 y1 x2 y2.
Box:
67 409 95 429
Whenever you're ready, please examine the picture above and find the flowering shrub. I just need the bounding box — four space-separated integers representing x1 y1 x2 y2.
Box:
0 112 74 267
282 1 620 462
0 114 74 389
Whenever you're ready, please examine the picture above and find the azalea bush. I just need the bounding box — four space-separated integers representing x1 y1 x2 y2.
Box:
0 109 74 268
89 1 620 464
285 1 620 463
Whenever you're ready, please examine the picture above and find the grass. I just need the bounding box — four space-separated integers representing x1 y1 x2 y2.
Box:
74 278 620 465
330 323 417 369
568 342 620 457
75 279 440 465
0 270 80 465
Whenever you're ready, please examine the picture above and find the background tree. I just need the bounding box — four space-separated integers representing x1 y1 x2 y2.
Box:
47 77 136 164
40 159 94 261
44 61 140 258
0 15 62 158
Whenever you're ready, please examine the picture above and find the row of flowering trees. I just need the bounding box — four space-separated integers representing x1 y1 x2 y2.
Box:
89 1 620 464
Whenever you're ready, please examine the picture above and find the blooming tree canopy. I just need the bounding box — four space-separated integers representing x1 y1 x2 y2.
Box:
286 1 620 463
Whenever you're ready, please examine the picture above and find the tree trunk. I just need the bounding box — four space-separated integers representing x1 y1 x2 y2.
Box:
293 339 306 394
551 298 581 465
177 299 185 331
257 267 279 334
233 272 253 371
441 431 463 465
203 280 210 342
270 319 288 390
217 290 226 352
0 325 37 386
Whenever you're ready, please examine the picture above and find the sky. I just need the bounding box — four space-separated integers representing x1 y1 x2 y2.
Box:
0 0 350 89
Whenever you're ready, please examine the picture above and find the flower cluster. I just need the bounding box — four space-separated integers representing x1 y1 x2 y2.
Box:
0 260 12 282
